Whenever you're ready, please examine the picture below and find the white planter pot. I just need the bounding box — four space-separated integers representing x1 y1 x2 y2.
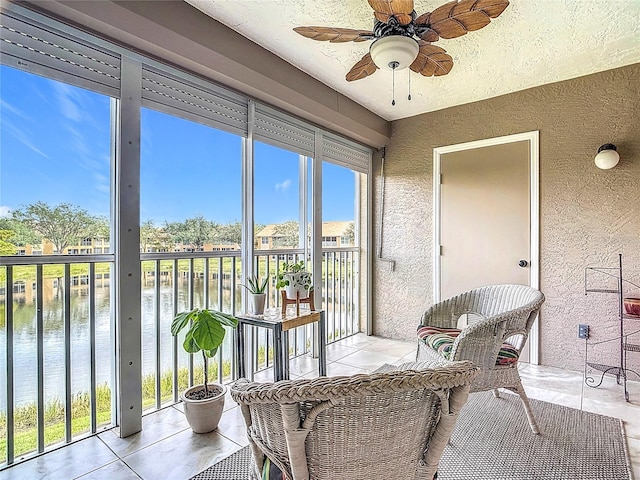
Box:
181 383 226 433
249 293 266 314
283 272 311 299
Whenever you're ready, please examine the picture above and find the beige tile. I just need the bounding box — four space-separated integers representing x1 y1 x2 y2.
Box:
581 397 640 424
401 349 418 361
252 367 276 383
295 370 324 379
334 349 402 372
519 363 584 397
361 337 416 358
521 385 582 410
1 437 118 480
625 378 640 395
288 354 320 376
122 429 241 480
326 362 368 377
623 419 640 441
216 406 250 447
223 388 239 410
325 342 360 362
581 373 640 400
98 405 189 457
332 333 376 349
74 460 140 480
626 436 640 479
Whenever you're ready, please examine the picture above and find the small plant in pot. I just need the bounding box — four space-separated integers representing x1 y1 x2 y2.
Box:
241 274 269 315
276 261 312 299
171 308 238 433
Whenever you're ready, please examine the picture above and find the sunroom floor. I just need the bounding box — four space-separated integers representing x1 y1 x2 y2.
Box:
3 333 640 480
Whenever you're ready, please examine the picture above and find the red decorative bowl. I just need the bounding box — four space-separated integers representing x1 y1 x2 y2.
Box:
624 297 640 317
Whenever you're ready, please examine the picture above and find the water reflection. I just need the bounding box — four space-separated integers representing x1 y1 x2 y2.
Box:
0 277 241 409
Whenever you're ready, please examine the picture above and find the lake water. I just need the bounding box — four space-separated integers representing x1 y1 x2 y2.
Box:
0 275 351 411
0 278 237 409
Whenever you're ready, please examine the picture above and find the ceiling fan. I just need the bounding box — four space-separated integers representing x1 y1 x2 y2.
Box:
294 0 509 83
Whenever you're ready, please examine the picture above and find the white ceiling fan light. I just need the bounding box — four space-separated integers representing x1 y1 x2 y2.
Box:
369 35 419 71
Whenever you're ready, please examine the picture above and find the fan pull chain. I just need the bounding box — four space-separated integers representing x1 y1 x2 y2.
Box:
408 71 412 101
391 64 396 106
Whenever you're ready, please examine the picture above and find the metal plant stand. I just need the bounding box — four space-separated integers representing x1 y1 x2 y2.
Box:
584 254 640 402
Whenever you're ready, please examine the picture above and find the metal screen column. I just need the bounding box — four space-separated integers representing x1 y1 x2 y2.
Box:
115 55 143 437
311 131 323 357
240 100 256 380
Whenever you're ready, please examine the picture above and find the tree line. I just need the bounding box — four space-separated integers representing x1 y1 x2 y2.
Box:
0 202 264 255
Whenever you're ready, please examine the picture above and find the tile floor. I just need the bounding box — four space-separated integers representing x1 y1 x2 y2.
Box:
2 333 639 480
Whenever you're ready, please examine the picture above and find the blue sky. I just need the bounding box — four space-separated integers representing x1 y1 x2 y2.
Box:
1 65 355 226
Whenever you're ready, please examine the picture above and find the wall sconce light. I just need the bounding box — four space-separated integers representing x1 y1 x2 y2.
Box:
594 143 620 170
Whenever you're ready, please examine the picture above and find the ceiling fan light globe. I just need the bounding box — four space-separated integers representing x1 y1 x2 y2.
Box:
369 36 419 71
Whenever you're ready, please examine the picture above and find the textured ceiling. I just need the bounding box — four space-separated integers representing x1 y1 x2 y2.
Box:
186 0 640 121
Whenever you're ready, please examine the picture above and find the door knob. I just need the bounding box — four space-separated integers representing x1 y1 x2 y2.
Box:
518 260 529 268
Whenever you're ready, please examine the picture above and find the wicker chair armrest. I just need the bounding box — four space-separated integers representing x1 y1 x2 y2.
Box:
230 361 479 405
420 303 470 329
419 308 459 329
421 381 472 470
449 301 539 364
449 318 507 367
418 291 481 329
375 359 476 375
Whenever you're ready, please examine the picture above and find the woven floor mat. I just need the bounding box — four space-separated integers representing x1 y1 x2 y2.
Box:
192 391 631 480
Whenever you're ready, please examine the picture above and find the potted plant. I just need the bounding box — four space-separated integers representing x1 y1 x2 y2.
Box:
241 274 269 314
276 261 312 299
171 308 238 433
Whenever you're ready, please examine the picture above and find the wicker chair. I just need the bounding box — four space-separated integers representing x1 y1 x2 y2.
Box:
231 361 479 480
416 284 545 434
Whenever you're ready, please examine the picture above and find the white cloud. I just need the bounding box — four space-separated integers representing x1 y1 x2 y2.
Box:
0 99 32 121
52 82 82 122
275 179 292 192
94 173 110 193
0 206 11 218
0 118 49 158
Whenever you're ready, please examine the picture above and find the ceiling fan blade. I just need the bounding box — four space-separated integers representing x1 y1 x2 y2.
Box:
417 26 440 42
410 42 453 77
368 0 414 26
345 53 379 82
414 12 439 41
427 0 509 40
293 26 374 43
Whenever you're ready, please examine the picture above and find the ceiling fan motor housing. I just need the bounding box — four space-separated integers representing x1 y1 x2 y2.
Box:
369 35 419 70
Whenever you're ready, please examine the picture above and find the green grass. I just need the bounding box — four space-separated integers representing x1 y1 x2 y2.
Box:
0 355 251 463
0 258 242 285
0 384 112 463
0 335 345 464
1 253 356 286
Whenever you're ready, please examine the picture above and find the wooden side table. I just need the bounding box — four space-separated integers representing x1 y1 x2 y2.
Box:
235 308 326 382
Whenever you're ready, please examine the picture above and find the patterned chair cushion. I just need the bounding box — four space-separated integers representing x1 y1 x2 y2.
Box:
417 326 519 365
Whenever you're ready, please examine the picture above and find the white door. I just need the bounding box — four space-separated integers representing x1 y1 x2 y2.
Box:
433 132 540 362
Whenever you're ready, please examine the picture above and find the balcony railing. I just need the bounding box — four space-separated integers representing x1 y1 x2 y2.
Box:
0 254 114 467
0 247 360 467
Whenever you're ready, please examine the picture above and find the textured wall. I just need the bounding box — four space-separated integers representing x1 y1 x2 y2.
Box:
374 63 640 372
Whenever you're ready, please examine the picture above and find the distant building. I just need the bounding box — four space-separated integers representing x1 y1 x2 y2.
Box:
171 242 240 253
13 237 111 255
11 223 351 256
255 221 354 250
65 237 110 254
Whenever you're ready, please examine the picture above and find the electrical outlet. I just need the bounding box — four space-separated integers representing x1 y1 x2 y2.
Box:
578 324 589 339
